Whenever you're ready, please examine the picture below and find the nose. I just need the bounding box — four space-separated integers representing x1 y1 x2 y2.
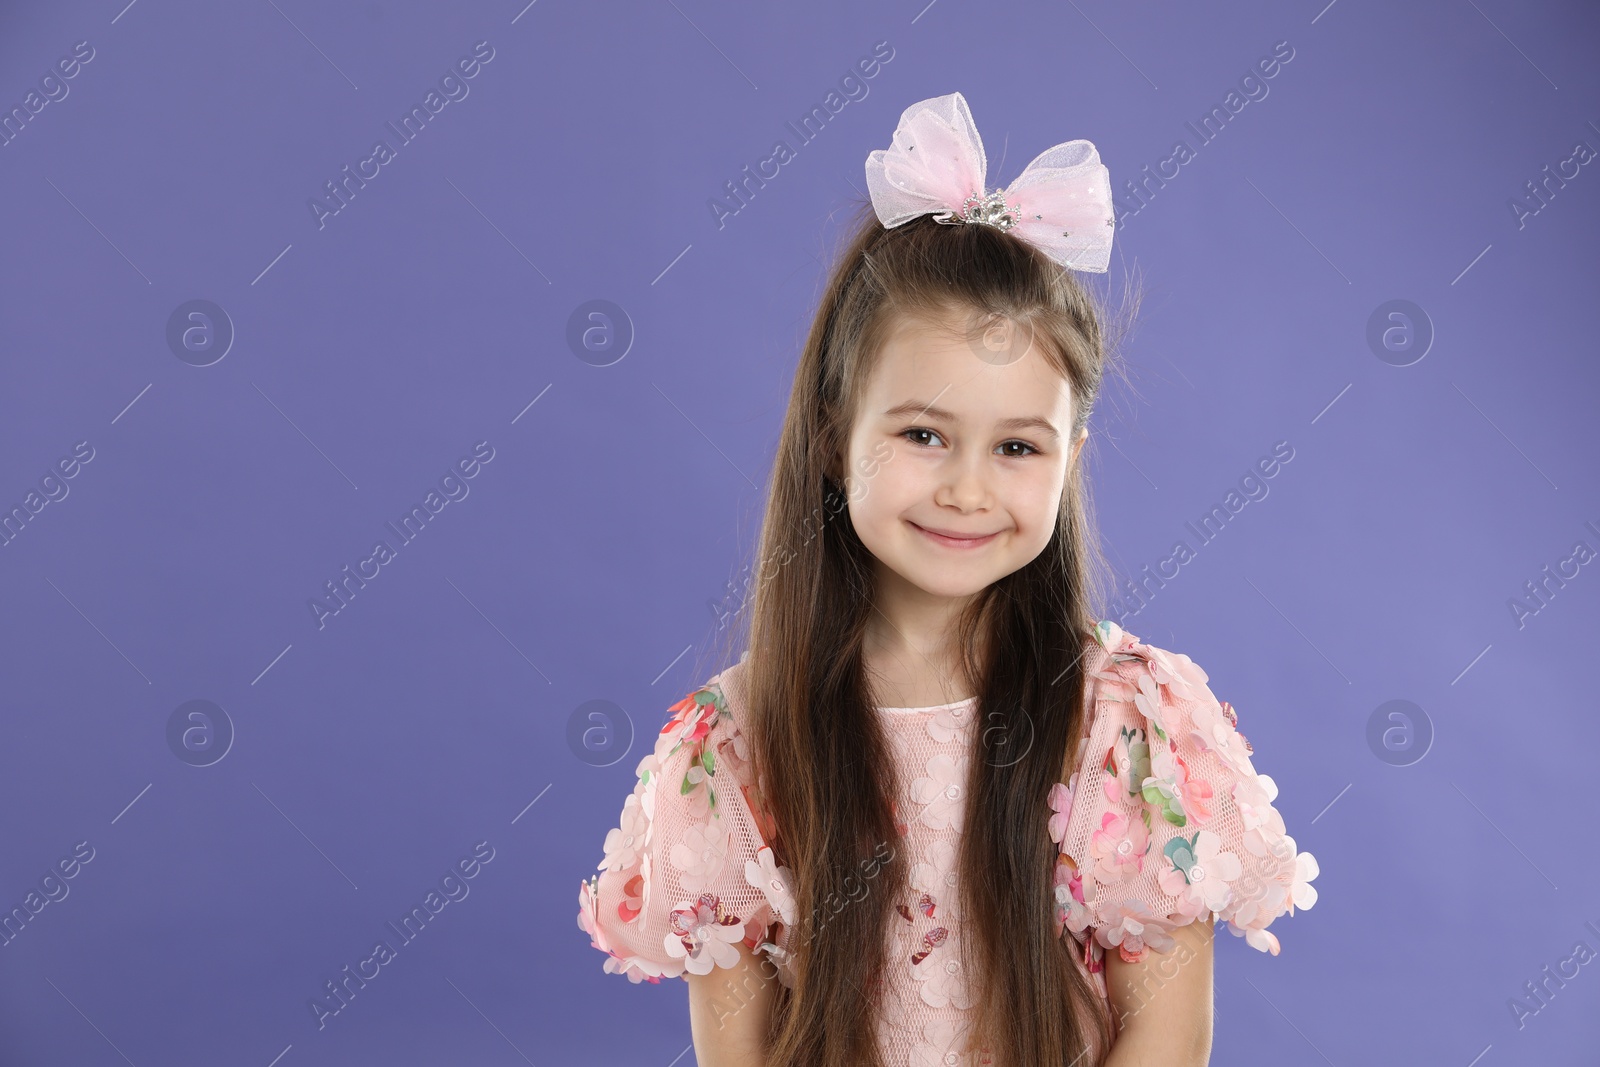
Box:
934 447 991 512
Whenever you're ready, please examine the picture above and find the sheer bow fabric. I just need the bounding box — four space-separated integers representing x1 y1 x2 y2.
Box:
863 91 1115 273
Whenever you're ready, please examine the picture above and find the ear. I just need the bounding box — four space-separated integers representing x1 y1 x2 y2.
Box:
1069 426 1088 468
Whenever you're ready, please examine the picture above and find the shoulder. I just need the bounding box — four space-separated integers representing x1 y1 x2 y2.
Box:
1085 620 1253 767
1088 621 1216 706
577 652 796 986
652 653 755 775
633 655 760 826
1058 620 1320 961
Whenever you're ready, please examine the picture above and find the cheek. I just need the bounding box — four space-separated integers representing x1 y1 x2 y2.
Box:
846 477 894 533
1009 469 1069 537
849 450 917 519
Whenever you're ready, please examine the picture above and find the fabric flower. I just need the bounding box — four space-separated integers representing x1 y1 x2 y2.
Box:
1100 725 1150 805
1137 745 1215 829
1230 922 1281 956
1139 745 1189 827
1232 771 1280 833
669 816 730 894
1092 619 1138 656
632 749 663 795
1089 809 1150 882
711 709 754 784
1187 697 1254 776
664 893 746 975
599 791 650 873
579 874 670 984
1172 750 1215 825
1144 643 1209 698
1096 898 1178 961
1290 848 1320 913
723 717 751 767
1054 852 1094 935
1240 809 1295 908
910 1015 976 1067
1241 817 1294 872
1224 844 1292 931
924 699 975 743
659 690 720 752
577 876 608 951
910 752 970 833
600 953 664 983
745 845 796 926
1048 779 1075 844
911 837 962 921
1157 828 1242 916
755 938 795 990
911 930 976 1010
1131 670 1178 741
636 758 661 824
619 861 648 923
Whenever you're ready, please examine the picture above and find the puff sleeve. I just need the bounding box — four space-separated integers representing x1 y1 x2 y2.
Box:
1054 621 1320 964
576 673 798 984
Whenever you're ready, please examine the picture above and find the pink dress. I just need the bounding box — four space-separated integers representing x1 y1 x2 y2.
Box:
577 620 1320 1064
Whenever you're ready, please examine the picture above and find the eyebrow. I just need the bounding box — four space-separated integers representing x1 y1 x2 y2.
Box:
880 400 1061 441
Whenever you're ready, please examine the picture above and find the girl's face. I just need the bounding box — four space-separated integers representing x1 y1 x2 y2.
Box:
841 304 1087 602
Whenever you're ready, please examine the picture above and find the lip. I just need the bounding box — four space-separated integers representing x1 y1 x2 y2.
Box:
909 521 1002 549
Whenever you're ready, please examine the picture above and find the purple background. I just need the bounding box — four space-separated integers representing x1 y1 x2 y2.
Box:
1 1 1596 1064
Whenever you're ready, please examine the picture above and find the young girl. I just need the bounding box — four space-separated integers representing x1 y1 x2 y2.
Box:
577 92 1320 1067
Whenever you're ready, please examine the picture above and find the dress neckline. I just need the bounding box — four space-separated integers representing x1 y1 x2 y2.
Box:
876 694 977 714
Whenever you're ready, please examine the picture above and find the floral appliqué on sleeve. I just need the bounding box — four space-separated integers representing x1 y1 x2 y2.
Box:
577 678 797 984
1054 620 1321 970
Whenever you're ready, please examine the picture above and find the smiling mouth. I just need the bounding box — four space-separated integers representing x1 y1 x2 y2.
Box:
909 521 1002 549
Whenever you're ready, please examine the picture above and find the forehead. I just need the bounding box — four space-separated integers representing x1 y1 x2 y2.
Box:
855 306 1075 424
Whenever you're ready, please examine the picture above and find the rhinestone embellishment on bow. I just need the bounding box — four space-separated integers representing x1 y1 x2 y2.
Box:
933 189 1020 232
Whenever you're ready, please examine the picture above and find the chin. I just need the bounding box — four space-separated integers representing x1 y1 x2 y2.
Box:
897 562 1002 600
918 579 994 600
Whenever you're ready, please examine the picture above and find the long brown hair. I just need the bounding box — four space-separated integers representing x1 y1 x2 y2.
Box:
708 203 1139 1066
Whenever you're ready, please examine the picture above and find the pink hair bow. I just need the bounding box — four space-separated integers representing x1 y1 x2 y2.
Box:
863 91 1115 273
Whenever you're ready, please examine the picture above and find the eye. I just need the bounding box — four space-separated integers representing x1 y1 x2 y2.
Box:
900 428 1041 457
901 427 945 448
